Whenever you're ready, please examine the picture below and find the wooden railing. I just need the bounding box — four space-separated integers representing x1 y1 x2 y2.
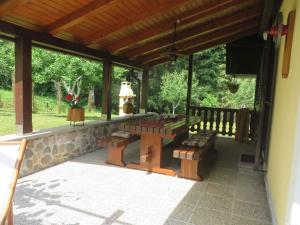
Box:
189 106 256 139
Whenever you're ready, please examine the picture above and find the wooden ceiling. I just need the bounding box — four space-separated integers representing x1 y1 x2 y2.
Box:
0 0 265 67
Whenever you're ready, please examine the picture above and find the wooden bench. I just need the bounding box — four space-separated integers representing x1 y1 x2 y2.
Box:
173 132 216 181
98 135 139 167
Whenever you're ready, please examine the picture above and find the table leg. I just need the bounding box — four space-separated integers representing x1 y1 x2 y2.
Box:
127 133 176 176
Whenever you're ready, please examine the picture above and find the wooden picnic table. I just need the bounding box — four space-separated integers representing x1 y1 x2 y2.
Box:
119 116 200 176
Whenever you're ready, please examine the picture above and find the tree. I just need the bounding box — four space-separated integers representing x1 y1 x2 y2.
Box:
0 40 14 89
160 71 187 114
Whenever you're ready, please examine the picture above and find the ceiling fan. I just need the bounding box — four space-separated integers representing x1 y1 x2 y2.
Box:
160 19 185 61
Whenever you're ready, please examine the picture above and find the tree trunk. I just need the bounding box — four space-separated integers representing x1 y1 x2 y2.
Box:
88 87 95 112
53 81 62 114
172 101 180 115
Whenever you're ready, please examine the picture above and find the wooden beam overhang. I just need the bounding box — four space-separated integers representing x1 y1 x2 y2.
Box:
0 0 30 18
83 0 190 46
124 4 262 59
145 28 258 67
107 0 246 54
183 28 258 54
136 17 260 64
47 0 114 35
0 20 142 69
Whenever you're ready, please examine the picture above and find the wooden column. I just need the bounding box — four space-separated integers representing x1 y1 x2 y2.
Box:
101 58 112 120
140 68 149 114
15 36 32 134
186 55 193 117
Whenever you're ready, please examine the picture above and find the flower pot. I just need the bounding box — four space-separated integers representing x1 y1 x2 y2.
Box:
67 108 85 123
227 83 240 94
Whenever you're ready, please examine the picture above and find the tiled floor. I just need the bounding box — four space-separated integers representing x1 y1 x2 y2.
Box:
14 137 272 225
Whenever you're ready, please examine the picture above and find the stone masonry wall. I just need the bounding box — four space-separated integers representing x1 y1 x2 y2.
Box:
19 115 149 177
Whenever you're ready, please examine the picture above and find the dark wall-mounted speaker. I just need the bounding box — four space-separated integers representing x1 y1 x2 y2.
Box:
226 35 264 75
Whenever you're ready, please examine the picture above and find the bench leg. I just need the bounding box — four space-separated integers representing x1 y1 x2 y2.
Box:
179 159 203 181
105 146 126 167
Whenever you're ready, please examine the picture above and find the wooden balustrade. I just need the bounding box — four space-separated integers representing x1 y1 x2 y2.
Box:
189 106 256 139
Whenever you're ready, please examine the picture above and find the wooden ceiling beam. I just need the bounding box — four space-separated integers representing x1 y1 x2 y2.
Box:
139 22 259 64
0 0 30 18
126 5 262 59
145 57 171 67
144 28 258 67
47 0 114 34
0 20 142 69
108 0 247 53
83 0 190 46
183 28 259 54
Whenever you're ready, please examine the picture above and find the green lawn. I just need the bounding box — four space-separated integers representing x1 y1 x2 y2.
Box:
0 110 107 135
0 89 116 136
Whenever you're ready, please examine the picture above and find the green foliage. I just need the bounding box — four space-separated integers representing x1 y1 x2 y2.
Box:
111 66 129 114
0 40 14 89
160 71 187 114
149 45 256 112
0 89 69 113
0 37 256 122
32 47 103 98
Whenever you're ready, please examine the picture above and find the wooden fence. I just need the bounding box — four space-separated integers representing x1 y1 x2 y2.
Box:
189 106 256 139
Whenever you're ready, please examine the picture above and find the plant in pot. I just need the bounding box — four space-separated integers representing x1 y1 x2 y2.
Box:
63 76 85 126
226 75 240 94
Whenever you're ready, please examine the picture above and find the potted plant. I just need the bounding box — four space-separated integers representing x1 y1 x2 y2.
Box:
64 77 85 126
225 75 240 94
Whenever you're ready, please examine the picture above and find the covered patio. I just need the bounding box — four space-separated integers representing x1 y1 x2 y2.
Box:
1 0 297 225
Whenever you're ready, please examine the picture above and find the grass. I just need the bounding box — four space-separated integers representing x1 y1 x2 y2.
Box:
0 110 104 135
0 89 116 136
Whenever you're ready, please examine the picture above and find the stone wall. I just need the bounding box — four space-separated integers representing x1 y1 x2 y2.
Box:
15 115 150 177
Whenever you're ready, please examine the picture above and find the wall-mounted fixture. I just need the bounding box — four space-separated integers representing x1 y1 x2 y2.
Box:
263 11 296 78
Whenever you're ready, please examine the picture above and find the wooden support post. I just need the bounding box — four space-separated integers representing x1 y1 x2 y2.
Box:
140 68 149 114
15 36 32 134
101 58 112 120
186 55 193 117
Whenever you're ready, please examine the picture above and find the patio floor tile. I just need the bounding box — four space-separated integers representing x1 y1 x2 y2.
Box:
197 194 234 213
230 215 272 225
13 137 271 225
232 200 272 222
189 208 231 225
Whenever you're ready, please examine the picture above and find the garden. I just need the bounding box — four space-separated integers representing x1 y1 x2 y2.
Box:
0 39 256 136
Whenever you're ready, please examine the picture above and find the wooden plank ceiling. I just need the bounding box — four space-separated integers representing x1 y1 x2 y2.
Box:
0 0 264 67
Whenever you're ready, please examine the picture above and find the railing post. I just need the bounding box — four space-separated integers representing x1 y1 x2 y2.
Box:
209 109 214 130
101 57 112 120
228 110 235 136
15 36 32 134
222 110 227 135
216 109 221 133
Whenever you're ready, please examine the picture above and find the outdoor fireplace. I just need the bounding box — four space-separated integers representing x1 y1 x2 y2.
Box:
119 82 136 116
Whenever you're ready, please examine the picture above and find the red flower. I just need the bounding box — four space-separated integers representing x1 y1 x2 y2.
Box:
65 94 73 101
76 96 80 101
